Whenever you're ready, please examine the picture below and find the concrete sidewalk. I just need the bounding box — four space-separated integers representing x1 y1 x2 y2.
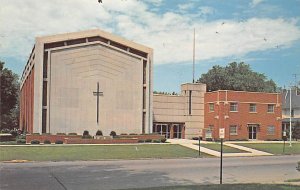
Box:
168 139 273 157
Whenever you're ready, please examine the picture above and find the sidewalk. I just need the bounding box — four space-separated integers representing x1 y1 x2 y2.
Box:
168 139 273 157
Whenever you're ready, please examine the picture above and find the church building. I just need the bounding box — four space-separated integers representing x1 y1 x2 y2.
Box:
19 29 153 136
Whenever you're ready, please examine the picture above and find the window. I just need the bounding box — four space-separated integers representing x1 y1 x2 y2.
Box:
229 125 238 135
230 102 238 112
267 104 275 113
267 126 275 135
291 109 294 118
209 103 214 112
249 104 256 112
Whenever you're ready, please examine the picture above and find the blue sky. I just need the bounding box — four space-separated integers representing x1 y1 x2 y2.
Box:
1 0 300 92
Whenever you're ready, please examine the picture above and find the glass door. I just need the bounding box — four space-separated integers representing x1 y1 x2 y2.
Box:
248 125 257 140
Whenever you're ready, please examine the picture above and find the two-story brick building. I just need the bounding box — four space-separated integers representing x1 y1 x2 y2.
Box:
204 90 282 141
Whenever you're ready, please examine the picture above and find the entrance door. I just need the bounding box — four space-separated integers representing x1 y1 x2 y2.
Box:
153 124 170 138
248 125 257 140
173 124 182 139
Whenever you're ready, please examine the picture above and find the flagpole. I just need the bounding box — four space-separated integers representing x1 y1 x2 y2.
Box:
289 87 292 147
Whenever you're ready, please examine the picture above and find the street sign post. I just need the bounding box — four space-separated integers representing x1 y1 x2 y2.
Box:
283 131 287 154
219 128 225 185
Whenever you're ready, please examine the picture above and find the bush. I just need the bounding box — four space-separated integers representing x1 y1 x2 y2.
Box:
56 133 66 135
129 133 137 135
110 131 117 137
16 139 26 144
32 133 40 135
82 135 92 139
145 139 152 143
10 130 18 137
44 140 51 144
161 138 167 143
1 128 10 133
152 139 160 143
42 133 51 135
83 130 89 136
96 130 103 136
55 140 63 144
192 137 199 140
138 140 145 143
68 133 77 136
120 133 128 135
17 135 26 140
31 140 40 144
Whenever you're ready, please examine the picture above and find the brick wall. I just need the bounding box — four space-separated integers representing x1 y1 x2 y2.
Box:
64 138 139 144
26 134 81 143
204 90 282 141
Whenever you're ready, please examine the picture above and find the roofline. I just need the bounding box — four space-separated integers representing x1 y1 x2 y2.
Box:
206 90 281 95
36 29 153 54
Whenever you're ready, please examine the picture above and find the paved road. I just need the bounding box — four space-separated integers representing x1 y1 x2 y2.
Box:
1 155 299 190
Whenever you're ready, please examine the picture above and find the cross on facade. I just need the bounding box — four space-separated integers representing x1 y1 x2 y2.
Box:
93 82 103 124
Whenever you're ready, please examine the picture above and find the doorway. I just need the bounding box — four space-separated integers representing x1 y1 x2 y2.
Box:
248 124 258 140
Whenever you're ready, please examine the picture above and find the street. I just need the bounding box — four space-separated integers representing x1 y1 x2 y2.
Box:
0 155 299 190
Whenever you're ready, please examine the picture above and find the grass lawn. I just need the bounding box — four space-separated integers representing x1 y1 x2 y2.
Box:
196 143 249 153
0 144 211 161
235 143 300 155
126 184 300 190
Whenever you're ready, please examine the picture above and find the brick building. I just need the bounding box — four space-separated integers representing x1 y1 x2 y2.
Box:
204 90 282 141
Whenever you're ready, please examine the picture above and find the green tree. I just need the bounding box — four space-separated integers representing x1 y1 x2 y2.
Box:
197 62 277 92
0 61 19 130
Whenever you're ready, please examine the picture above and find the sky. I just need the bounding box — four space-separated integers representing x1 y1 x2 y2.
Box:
0 0 300 92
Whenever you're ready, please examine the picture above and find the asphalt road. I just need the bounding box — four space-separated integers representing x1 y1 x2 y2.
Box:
0 155 299 190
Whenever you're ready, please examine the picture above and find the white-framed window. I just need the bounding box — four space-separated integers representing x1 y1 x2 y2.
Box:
230 102 238 112
267 104 275 113
209 103 214 112
229 125 238 135
267 126 275 135
249 104 256 112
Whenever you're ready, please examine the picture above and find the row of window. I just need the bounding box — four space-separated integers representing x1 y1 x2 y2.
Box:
207 125 276 135
209 103 275 113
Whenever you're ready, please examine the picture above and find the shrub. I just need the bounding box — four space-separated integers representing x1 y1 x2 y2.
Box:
83 130 89 136
32 133 40 135
10 130 18 137
129 133 137 135
55 140 63 144
82 135 92 139
120 133 128 135
138 140 144 143
17 135 26 140
110 131 117 137
17 139 26 144
1 128 10 133
68 133 77 136
42 133 51 135
161 138 167 143
96 130 103 136
44 140 51 144
31 140 40 144
152 139 160 143
56 133 66 135
145 139 152 143
192 137 199 140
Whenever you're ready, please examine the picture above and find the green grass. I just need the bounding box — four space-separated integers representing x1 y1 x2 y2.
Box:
0 144 211 161
0 141 18 145
235 143 300 155
126 184 300 190
196 143 250 153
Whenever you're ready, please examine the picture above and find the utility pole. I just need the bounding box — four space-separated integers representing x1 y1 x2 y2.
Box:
289 86 292 147
192 28 195 83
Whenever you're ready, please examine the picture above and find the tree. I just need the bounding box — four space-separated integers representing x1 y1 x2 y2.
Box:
292 121 300 140
197 62 277 92
0 61 19 130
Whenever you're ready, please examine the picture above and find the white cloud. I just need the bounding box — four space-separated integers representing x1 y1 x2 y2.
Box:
198 6 215 15
0 0 300 66
251 0 264 7
178 3 194 11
